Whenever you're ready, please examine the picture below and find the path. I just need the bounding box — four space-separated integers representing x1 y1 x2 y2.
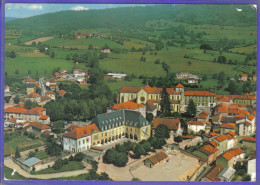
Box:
4 159 91 180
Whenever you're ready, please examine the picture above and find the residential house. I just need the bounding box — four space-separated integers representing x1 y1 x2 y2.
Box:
197 110 209 122
20 121 51 137
153 118 183 136
63 124 99 152
214 135 228 154
239 74 248 81
38 96 51 106
21 157 42 172
220 123 236 135
106 73 127 79
202 165 235 181
26 84 36 95
25 92 41 103
101 48 111 53
193 144 219 165
216 148 246 168
46 91 56 101
57 90 66 97
247 158 256 181
144 151 168 168
187 121 206 133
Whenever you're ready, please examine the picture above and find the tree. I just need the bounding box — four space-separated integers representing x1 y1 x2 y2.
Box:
217 56 227 64
159 86 171 116
15 146 21 158
186 99 197 117
242 175 251 181
66 54 71 60
141 140 151 153
161 61 170 74
28 151 35 158
88 44 93 50
4 96 11 103
188 61 192 66
53 158 63 170
174 136 183 143
155 125 170 139
51 51 55 58
91 160 98 172
217 71 226 87
24 100 33 109
114 152 128 167
51 120 65 134
228 81 243 95
134 144 146 158
13 95 20 104
69 155 74 161
9 51 16 58
74 152 85 162
146 113 154 122
100 172 110 180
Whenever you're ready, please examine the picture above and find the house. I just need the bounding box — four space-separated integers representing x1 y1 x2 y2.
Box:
220 123 235 134
216 95 233 105
146 100 158 117
21 157 42 172
214 135 229 154
26 84 36 94
39 115 50 125
57 90 66 97
144 151 168 168
187 121 206 133
247 158 256 181
176 72 191 79
242 137 256 150
39 96 51 106
65 124 79 133
153 118 182 136
25 92 41 103
63 124 99 152
239 74 248 81
24 78 35 84
107 100 146 117
202 165 236 181
193 144 219 165
197 111 209 122
187 78 199 84
46 91 56 101
101 48 111 53
216 148 246 168
20 121 51 137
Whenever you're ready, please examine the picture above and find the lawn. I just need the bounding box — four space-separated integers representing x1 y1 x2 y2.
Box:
105 78 143 93
4 135 44 157
4 167 34 180
35 151 50 160
5 56 74 78
34 161 85 175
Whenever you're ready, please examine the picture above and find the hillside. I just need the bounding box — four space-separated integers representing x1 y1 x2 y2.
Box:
5 4 256 36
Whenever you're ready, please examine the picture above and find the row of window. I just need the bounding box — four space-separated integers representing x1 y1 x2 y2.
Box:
101 121 149 131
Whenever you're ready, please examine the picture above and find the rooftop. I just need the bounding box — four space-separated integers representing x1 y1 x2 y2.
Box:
22 157 41 167
153 118 180 130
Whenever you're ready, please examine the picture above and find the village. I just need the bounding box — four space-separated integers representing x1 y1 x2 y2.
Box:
4 68 256 181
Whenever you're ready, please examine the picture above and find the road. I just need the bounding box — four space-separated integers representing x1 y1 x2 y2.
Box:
4 158 91 180
39 77 46 96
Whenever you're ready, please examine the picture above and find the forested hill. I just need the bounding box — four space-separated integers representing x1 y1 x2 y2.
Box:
6 4 256 35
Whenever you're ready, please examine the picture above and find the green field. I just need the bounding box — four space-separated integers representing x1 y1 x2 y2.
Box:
4 135 44 156
5 56 74 78
105 78 143 93
34 161 85 175
35 151 50 160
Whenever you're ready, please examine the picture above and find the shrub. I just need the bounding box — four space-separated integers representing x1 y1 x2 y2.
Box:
74 152 85 162
53 158 63 170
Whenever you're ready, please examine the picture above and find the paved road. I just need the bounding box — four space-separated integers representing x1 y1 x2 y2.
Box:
4 158 91 180
39 77 46 96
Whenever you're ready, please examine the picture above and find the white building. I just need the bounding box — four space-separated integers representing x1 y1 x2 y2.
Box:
247 158 256 181
187 121 206 133
107 73 127 79
63 124 99 153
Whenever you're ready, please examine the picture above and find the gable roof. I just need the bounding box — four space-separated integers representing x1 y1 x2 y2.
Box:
204 165 223 181
118 85 179 94
31 122 51 130
22 157 41 167
176 83 184 88
153 118 180 130
197 111 209 119
25 92 40 98
215 135 228 142
146 151 168 165
5 107 28 114
187 121 206 126
26 107 46 115
198 144 218 156
222 148 245 161
146 100 157 111
110 101 145 110
184 90 215 96
242 136 256 142
220 123 235 129
209 141 219 147
63 124 99 139
40 115 49 120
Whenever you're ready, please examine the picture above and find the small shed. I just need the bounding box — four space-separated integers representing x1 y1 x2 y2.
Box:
144 151 168 168
21 157 42 172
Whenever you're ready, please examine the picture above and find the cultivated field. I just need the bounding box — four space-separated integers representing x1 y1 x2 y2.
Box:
24 37 54 45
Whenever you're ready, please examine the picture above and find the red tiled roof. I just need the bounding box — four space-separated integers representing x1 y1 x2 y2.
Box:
5 107 28 114
182 135 197 139
146 100 156 111
217 95 231 102
153 118 180 130
63 124 99 139
227 131 236 136
65 124 79 131
18 103 25 108
220 123 235 129
252 111 256 116
9 118 17 122
204 165 223 181
90 146 104 151
242 137 256 142
187 121 206 126
31 122 51 130
209 141 219 147
215 103 228 113
111 101 145 110
231 95 256 100
247 115 255 121
40 115 49 120
184 90 215 96
42 130 52 136
209 132 218 137
180 72 191 75
118 85 179 95
197 111 209 119
146 151 168 165
222 148 245 161
215 135 228 142
26 92 40 98
26 107 45 115
240 74 248 77
25 78 35 82
199 144 218 156
46 91 56 95
176 83 184 88
22 121 30 126
244 121 251 126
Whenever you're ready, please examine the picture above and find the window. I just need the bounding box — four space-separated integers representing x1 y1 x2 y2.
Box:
79 141 81 145
83 140 85 144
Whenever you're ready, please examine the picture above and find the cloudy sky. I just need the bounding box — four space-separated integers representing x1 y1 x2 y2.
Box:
5 3 148 18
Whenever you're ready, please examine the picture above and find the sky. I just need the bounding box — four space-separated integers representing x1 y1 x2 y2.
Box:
5 4 148 18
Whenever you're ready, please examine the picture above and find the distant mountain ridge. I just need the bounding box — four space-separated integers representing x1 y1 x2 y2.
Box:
5 17 19 22
5 4 256 35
